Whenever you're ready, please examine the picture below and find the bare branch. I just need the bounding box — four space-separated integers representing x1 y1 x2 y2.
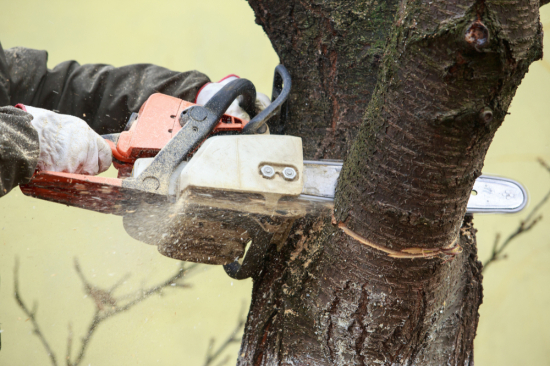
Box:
484 158 550 271
537 157 550 172
16 258 198 366
70 311 100 366
66 323 73 366
13 259 58 366
71 260 198 366
203 303 247 366
74 258 116 311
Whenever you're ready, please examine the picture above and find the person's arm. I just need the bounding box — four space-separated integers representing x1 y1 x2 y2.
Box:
0 42 271 197
0 43 137 197
0 106 39 197
3 44 211 134
0 43 38 197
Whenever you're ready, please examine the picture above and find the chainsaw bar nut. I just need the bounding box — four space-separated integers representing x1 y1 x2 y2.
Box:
260 165 275 178
282 167 297 180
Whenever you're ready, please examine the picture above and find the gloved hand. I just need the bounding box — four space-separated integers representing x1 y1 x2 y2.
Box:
16 105 112 175
195 75 271 120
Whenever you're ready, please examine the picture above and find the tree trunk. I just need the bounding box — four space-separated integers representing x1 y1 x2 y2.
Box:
239 1 543 365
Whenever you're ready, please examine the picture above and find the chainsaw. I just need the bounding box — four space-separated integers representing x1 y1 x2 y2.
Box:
20 65 528 279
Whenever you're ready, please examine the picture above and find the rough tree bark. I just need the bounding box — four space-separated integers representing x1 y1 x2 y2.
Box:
239 0 543 365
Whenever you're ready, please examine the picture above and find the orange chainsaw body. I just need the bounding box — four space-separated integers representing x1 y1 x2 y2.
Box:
20 65 294 274
19 93 248 215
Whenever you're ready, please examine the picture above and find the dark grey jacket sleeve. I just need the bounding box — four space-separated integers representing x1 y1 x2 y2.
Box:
3 45 210 134
0 42 210 197
0 106 39 196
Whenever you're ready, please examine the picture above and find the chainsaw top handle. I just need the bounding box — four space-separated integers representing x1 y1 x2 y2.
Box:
202 64 291 135
203 77 257 121
243 64 291 135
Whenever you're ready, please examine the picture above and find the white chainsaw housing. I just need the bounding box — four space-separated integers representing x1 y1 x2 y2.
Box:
125 135 308 264
177 135 304 204
131 135 311 218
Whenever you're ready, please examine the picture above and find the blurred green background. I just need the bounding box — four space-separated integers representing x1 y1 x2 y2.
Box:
0 1 549 365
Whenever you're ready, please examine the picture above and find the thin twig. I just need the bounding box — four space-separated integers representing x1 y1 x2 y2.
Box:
13 258 58 366
203 303 247 366
65 323 73 366
483 158 550 271
537 157 550 172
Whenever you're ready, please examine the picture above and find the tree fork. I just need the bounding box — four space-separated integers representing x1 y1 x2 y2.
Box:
250 0 401 160
240 0 543 365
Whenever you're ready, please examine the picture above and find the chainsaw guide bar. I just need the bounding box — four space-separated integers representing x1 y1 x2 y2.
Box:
300 160 527 214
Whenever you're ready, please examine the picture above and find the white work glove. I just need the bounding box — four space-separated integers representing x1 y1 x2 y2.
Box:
196 75 271 121
21 105 112 175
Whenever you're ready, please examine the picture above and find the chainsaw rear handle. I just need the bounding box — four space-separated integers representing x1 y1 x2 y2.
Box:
100 79 257 161
243 65 292 135
121 78 260 195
